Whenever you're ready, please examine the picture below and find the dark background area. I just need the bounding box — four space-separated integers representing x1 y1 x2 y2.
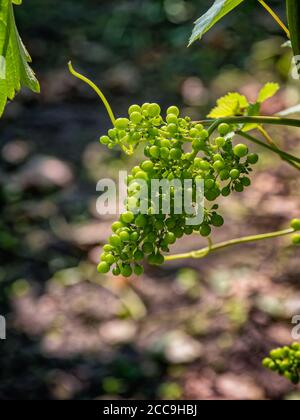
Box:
0 0 300 400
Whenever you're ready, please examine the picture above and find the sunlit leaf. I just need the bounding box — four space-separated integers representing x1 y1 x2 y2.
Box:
189 0 245 46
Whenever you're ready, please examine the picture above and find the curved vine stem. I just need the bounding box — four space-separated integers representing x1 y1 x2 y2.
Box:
165 228 295 261
258 0 290 38
68 61 116 126
206 116 300 136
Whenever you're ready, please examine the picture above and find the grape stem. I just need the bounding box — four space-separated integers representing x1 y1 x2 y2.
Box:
205 116 300 136
258 0 290 38
165 228 295 261
237 131 300 170
68 61 116 126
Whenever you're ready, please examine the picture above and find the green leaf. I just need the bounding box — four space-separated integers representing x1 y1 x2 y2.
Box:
189 0 245 46
208 92 248 118
0 1 40 117
257 83 279 103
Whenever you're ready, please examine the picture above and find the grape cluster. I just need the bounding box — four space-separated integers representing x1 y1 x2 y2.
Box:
98 103 259 276
263 343 300 384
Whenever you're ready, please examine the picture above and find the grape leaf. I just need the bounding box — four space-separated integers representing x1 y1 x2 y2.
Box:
207 92 248 118
257 82 279 103
189 0 245 46
0 0 39 117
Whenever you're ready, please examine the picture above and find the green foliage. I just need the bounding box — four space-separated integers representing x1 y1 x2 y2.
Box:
189 0 245 46
263 343 300 385
0 0 39 117
208 83 279 132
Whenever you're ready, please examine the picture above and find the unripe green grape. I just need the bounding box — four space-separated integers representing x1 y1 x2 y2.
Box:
150 145 160 159
211 213 224 227
292 234 300 245
112 221 124 232
170 148 182 160
200 224 211 237
97 261 110 274
148 103 161 117
192 138 205 151
219 169 230 181
291 219 300 231
241 177 251 187
130 231 139 242
128 104 141 115
166 114 178 124
213 160 225 172
115 118 130 130
234 182 244 192
167 106 180 117
134 214 147 228
184 226 194 235
270 348 284 359
199 129 209 140
195 123 204 131
204 179 215 190
160 147 169 159
112 266 121 276
108 128 118 139
130 112 142 124
121 211 135 224
167 124 178 135
134 250 145 262
222 186 231 197
213 153 223 162
215 136 225 147
165 232 176 245
141 160 154 172
247 153 259 164
103 244 114 252
199 161 211 171
104 254 116 265
132 166 141 176
230 169 240 180
218 123 231 136
190 128 199 137
121 264 133 277
142 103 150 111
173 227 184 238
109 234 122 247
135 171 148 181
147 254 157 265
233 144 248 158
134 265 144 276
119 231 130 242
262 358 273 368
205 188 220 201
146 232 157 242
166 218 176 229
100 135 110 145
142 242 154 254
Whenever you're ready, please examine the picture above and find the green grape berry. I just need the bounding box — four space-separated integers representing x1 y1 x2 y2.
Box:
121 211 135 224
291 219 300 231
230 169 240 180
115 118 130 130
292 234 300 245
200 224 211 237
97 262 110 274
247 153 259 164
233 144 248 158
167 106 180 117
130 112 143 124
218 123 231 136
134 265 144 276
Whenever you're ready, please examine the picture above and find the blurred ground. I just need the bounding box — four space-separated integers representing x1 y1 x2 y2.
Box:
0 0 300 400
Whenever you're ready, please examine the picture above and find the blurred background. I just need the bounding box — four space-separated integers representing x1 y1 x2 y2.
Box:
0 0 300 400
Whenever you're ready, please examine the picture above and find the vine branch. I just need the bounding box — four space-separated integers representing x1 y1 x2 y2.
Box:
165 228 295 261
